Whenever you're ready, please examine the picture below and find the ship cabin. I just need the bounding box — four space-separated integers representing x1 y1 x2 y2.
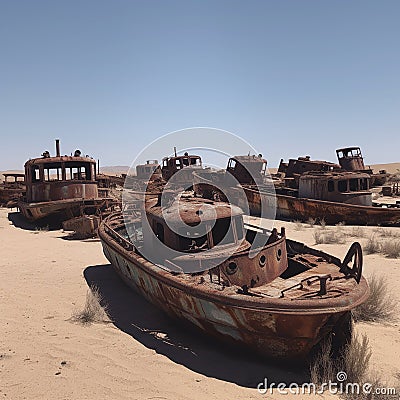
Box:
227 155 268 185
145 196 245 253
298 171 372 206
336 147 370 172
161 153 202 184
136 160 161 180
24 140 99 203
277 157 342 189
142 194 288 287
2 173 25 186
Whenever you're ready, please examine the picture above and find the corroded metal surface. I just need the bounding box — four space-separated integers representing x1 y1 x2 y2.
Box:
99 204 369 359
336 147 388 187
194 156 400 226
161 154 203 184
18 141 116 222
336 147 367 171
244 186 400 225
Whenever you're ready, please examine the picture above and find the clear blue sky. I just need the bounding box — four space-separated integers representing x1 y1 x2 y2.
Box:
1 0 399 170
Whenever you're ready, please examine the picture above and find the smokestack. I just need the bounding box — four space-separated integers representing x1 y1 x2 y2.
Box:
55 139 60 157
174 147 177 157
97 159 100 175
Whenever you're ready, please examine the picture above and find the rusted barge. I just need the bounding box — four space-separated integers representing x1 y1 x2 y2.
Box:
99 193 368 359
194 155 400 225
18 140 114 222
0 173 25 207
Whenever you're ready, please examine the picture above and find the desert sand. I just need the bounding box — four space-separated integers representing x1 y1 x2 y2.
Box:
1 208 400 399
371 163 400 175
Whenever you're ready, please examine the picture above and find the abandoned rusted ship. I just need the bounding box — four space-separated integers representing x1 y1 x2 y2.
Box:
0 172 25 207
99 193 368 359
18 140 114 222
277 146 388 189
194 155 400 225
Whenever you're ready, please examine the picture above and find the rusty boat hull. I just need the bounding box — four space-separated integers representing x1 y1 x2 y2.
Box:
193 172 400 226
244 186 400 226
99 213 369 359
18 197 114 222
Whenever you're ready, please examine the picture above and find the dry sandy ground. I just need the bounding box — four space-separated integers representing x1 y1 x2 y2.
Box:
1 208 400 400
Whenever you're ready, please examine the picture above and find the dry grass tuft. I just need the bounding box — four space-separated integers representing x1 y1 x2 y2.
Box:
310 333 371 386
294 220 304 231
348 226 366 238
363 235 381 255
308 333 400 399
314 228 346 245
363 235 400 258
71 286 111 325
306 217 317 228
343 333 372 383
352 275 397 323
381 240 400 259
373 227 400 238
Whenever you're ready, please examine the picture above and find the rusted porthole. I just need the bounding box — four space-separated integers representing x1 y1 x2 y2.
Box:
259 255 266 267
226 262 238 275
277 248 282 261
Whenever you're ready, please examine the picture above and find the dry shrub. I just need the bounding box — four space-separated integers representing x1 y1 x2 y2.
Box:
310 333 371 386
306 217 317 228
314 228 346 245
381 240 400 259
309 333 400 400
71 286 110 325
348 226 366 238
352 275 397 323
373 227 399 238
363 236 381 255
343 333 372 383
294 220 304 231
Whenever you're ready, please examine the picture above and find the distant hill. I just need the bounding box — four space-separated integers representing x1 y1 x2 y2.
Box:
99 166 130 176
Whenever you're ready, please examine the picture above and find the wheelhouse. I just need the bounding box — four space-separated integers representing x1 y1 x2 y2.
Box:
161 153 203 183
136 160 161 180
336 147 367 172
299 172 372 206
23 140 99 203
145 197 245 253
227 155 268 185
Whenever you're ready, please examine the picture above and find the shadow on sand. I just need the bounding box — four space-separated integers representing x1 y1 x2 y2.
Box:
7 211 62 231
84 264 310 389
